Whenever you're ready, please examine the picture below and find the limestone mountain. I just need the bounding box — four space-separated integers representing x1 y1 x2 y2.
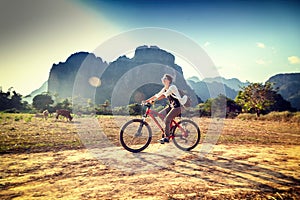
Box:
48 52 108 100
34 46 300 110
47 46 198 106
266 73 300 110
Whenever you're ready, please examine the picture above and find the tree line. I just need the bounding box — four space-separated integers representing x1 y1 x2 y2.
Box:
0 82 296 117
198 82 294 117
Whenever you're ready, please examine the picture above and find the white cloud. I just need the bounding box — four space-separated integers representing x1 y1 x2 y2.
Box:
256 59 266 65
288 56 300 64
256 59 272 65
256 42 266 48
204 41 211 47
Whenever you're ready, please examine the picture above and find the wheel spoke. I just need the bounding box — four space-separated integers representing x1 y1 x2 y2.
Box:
173 119 200 151
120 119 152 153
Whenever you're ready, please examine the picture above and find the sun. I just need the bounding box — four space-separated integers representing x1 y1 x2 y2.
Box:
88 77 101 87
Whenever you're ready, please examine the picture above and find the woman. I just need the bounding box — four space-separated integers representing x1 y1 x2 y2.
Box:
146 74 187 144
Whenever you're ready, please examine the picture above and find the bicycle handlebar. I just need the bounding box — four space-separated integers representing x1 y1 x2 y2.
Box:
141 101 152 108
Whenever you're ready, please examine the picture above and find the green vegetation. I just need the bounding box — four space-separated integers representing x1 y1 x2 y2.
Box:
0 80 298 119
197 94 240 118
235 82 293 117
0 88 30 112
32 93 54 111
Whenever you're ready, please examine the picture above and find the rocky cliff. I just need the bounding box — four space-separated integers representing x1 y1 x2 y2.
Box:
48 52 108 99
267 73 300 110
47 46 198 106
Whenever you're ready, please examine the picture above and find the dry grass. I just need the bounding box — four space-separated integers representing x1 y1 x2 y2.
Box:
97 115 300 147
237 111 300 123
1 113 299 154
0 113 300 199
0 113 82 153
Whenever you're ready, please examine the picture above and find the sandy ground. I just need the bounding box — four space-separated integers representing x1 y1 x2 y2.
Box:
1 144 300 199
0 116 300 199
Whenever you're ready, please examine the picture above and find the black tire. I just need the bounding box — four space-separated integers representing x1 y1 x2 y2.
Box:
120 119 152 153
172 119 200 151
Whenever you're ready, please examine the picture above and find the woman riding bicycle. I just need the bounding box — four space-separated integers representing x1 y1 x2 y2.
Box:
145 74 187 144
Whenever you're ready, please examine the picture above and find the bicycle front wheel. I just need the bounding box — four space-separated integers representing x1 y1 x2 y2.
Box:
172 119 200 151
120 119 152 153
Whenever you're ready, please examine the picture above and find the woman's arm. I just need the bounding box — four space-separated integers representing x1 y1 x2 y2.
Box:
163 85 178 97
145 87 166 102
145 94 165 102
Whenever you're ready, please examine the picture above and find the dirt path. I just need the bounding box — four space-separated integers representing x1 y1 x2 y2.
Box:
1 144 299 199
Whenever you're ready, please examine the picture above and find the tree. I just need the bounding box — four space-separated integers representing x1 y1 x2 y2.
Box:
0 90 11 111
0 88 25 112
128 103 142 115
102 100 110 111
269 92 295 112
199 98 212 116
235 82 275 117
54 98 72 111
199 94 239 118
210 94 227 118
32 93 54 111
11 91 23 110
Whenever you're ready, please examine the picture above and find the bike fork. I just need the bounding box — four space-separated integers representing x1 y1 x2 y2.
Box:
135 121 144 137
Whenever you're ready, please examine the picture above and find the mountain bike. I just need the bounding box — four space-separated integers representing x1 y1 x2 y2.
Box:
120 102 201 153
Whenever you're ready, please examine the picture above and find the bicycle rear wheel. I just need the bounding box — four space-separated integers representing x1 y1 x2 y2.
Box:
120 119 152 153
172 119 200 151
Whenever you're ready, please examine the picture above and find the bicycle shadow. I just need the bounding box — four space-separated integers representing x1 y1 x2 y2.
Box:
134 150 300 193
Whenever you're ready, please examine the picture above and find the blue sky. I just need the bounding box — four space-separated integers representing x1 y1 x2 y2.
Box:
0 0 299 95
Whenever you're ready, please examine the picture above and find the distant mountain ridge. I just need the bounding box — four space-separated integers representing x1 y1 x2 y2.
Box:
187 76 250 101
23 81 48 103
187 73 300 110
202 77 249 91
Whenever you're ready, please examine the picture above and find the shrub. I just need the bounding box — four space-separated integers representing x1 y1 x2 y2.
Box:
4 108 20 113
237 111 300 123
237 113 257 120
292 112 300 123
25 115 32 123
112 106 129 115
128 104 142 116
261 111 293 122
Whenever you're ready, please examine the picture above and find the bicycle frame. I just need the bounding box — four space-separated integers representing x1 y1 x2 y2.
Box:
142 105 186 139
120 104 200 152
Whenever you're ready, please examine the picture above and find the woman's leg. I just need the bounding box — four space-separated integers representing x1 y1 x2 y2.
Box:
159 106 171 138
159 106 171 119
164 107 181 137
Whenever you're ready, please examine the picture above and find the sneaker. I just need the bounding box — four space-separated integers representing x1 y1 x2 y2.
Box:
158 137 169 144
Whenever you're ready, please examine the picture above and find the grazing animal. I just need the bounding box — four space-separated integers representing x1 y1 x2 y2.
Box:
34 113 44 118
76 112 82 117
56 109 73 121
42 110 49 120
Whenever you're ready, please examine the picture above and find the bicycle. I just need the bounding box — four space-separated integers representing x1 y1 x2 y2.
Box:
120 102 201 153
